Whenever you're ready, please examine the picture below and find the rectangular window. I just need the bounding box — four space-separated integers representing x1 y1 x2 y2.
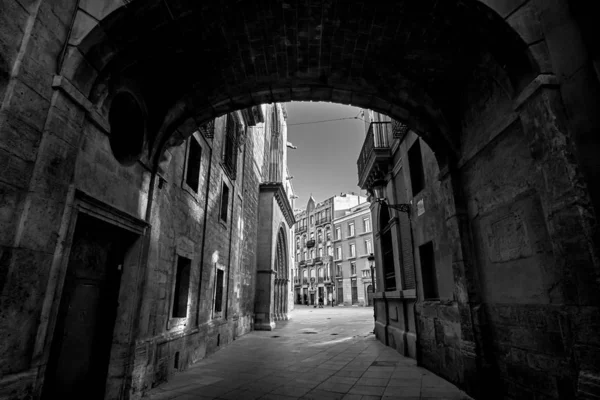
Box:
335 247 342 260
185 137 202 192
318 248 323 257
336 264 342 277
348 222 355 237
419 241 438 299
214 268 225 313
310 215 314 225
327 245 332 256
303 251 307 261
350 262 356 276
365 240 372 255
310 249 315 259
349 243 356 258
220 181 229 222
382 228 397 291
296 252 300 261
363 218 371 232
223 114 238 180
408 139 425 195
335 227 341 240
172 256 192 318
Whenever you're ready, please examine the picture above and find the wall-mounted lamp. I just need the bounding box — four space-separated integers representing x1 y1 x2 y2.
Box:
368 178 410 213
286 176 294 180
367 252 376 332
286 141 298 149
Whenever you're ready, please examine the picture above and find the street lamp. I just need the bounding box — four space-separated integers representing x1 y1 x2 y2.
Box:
369 178 411 213
368 253 376 333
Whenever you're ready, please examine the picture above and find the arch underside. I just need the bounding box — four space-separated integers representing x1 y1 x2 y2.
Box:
73 0 537 165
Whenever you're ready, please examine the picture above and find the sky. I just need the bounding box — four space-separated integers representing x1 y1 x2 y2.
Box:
285 101 369 211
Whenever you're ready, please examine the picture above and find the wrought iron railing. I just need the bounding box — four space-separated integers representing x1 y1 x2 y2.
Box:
316 217 331 225
357 121 391 178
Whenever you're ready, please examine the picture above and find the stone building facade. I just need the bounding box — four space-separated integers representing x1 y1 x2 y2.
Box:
331 201 375 307
0 79 292 399
293 194 364 306
358 77 600 398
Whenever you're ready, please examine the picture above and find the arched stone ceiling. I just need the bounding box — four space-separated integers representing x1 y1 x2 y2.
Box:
70 0 537 162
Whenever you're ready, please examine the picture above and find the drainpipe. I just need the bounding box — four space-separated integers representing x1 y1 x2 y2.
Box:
56 0 81 74
195 137 213 327
224 130 247 323
407 211 422 364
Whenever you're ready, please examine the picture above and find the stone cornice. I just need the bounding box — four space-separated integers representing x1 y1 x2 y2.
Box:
260 182 296 227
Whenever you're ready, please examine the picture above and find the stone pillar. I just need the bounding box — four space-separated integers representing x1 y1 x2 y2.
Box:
255 270 276 330
275 279 281 320
438 166 489 397
517 82 600 398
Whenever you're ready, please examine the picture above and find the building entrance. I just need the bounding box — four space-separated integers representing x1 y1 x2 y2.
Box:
43 214 135 399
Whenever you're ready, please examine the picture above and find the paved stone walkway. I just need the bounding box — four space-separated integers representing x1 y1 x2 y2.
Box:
145 305 473 400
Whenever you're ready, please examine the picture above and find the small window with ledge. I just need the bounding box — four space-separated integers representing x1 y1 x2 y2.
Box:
213 267 225 318
219 180 230 223
408 139 425 196
184 135 202 193
419 241 438 300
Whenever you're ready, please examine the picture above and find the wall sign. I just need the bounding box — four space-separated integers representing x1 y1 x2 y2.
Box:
417 199 425 216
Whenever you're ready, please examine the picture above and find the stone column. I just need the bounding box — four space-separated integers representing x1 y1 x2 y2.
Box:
255 270 276 330
438 166 489 397
517 82 600 398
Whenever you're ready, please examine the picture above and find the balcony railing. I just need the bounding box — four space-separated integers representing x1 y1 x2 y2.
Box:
357 120 408 189
316 217 331 226
296 225 307 234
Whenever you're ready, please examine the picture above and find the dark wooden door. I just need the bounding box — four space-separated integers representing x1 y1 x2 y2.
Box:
351 286 358 304
43 214 131 399
367 285 373 306
337 287 343 304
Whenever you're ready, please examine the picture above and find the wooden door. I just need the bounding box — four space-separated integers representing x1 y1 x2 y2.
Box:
43 214 131 399
337 287 343 304
367 285 373 306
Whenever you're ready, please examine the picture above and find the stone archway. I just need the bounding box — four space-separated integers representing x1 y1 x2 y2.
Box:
1 1 600 399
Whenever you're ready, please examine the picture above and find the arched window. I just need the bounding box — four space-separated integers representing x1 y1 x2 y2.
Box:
302 234 307 247
379 204 396 290
326 226 331 241
317 229 323 242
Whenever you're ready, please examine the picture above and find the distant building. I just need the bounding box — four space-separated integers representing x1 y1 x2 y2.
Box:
332 201 375 306
293 193 367 306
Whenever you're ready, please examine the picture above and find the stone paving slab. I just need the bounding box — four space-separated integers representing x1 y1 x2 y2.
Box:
145 306 473 400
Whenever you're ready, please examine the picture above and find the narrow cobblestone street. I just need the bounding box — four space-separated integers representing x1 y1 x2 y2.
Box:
146 306 472 400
